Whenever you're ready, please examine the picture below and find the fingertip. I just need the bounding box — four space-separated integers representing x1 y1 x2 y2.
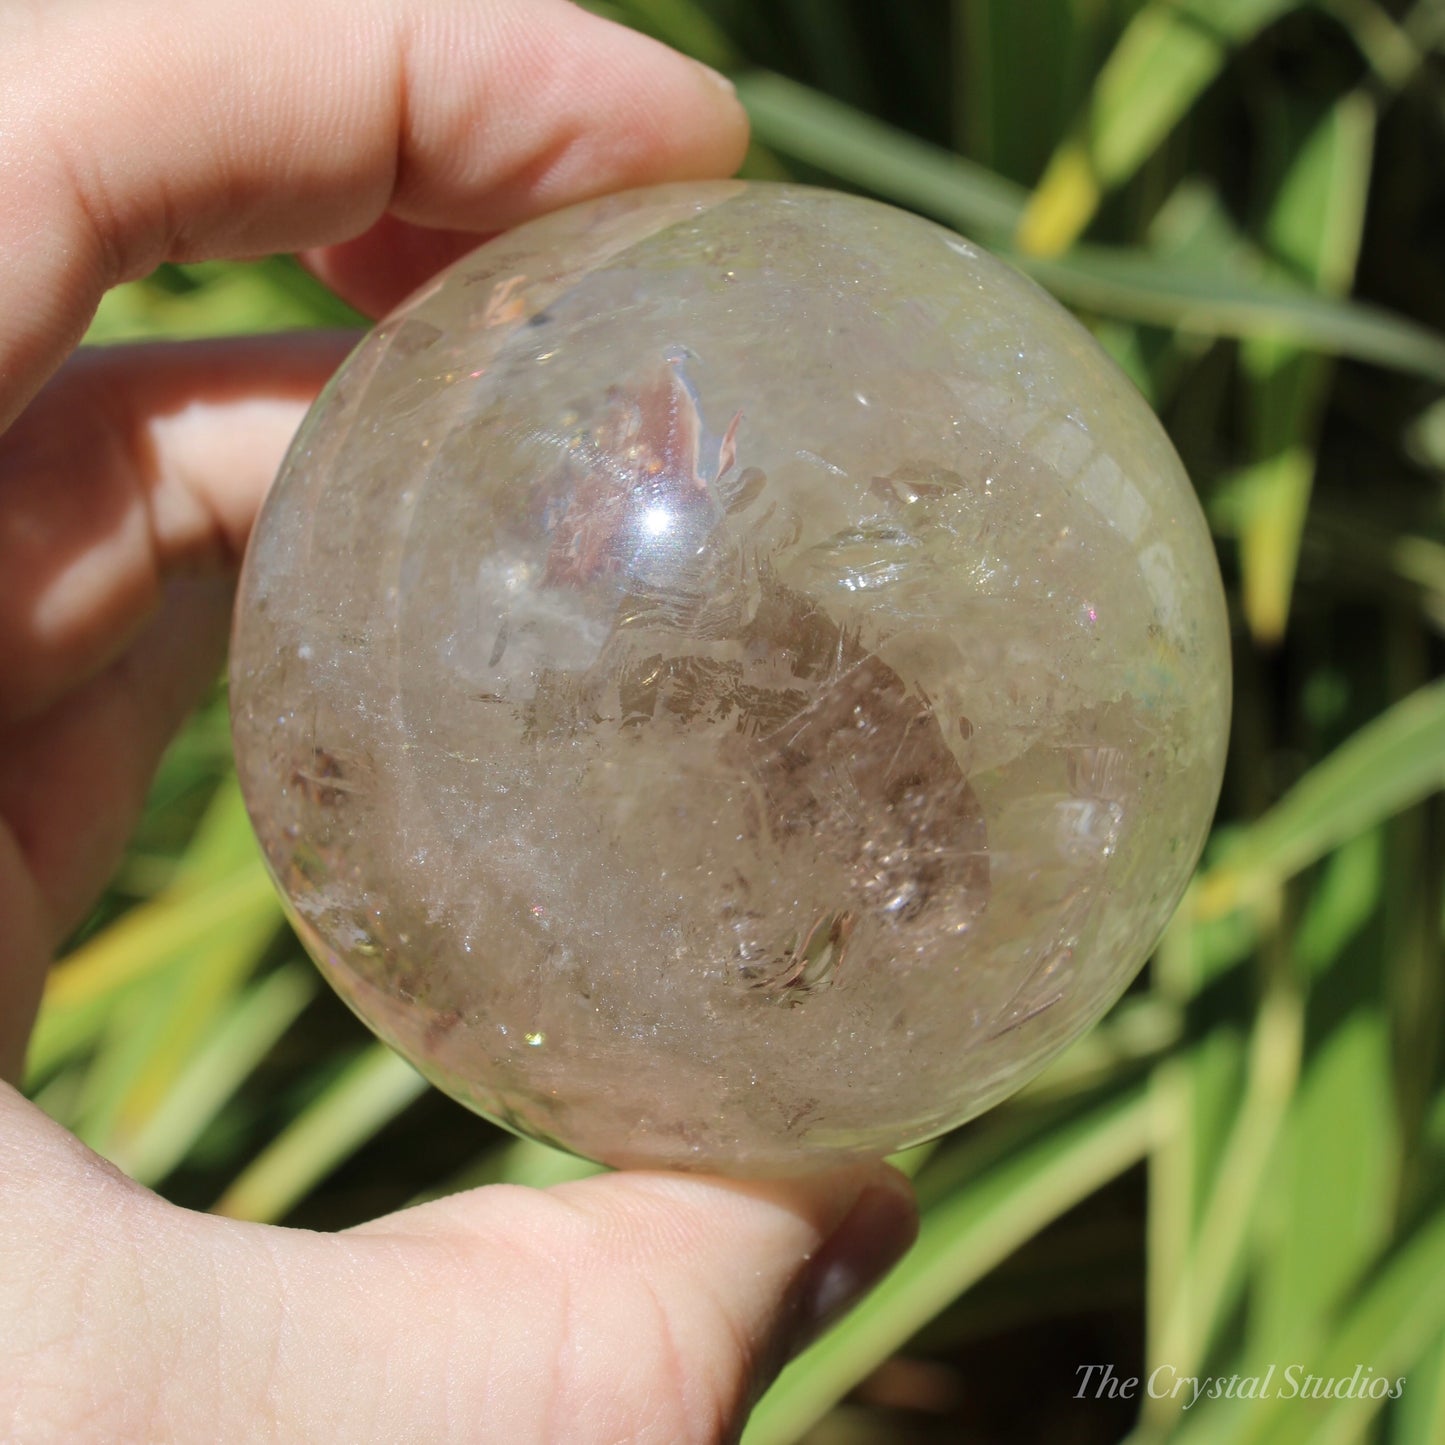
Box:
542 1163 916 1427
677 1162 919 1347
1 0 751 426
303 9 750 317
540 4 751 191
386 0 751 230
687 56 739 101
790 1171 918 1350
213 1160 915 1443
551 1160 919 1340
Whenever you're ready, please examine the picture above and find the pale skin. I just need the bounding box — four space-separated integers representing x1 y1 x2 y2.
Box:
0 3 918 1441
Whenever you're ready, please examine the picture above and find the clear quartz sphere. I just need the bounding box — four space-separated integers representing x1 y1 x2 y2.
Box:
231 181 1230 1174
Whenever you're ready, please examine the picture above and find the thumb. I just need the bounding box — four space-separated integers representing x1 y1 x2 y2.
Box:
345 1166 919 1442
3 1080 917 1443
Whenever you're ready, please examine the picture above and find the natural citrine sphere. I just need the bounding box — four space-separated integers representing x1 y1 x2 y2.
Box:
231 181 1230 1174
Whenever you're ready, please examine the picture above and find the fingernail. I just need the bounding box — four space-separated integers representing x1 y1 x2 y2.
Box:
794 1181 917 1349
690 58 737 96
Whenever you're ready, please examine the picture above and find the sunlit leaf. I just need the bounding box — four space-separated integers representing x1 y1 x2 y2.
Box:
1019 0 1304 254
1018 246 1445 383
1193 678 1445 919
1171 1200 1445 1444
28 853 279 1082
737 71 1445 383
117 963 319 1187
71 903 278 1154
85 256 361 345
1143 986 1304 1433
736 69 1029 239
21 10 1445 1444
211 1045 429 1223
1232 91 1375 644
1250 1010 1397 1356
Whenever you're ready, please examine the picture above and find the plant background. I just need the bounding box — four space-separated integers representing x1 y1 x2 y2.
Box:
25 1 1445 1440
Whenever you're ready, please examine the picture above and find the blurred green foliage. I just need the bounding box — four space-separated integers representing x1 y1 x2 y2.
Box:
28 1 1445 1440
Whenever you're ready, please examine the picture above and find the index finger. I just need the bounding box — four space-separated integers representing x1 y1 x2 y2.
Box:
0 0 747 430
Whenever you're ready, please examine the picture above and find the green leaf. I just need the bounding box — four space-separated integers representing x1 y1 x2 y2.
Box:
1194 678 1445 919
1145 1003 1248 1367
117 963 319 1187
1293 828 1385 980
1321 0 1425 90
735 70 1030 239
61 777 284 1148
1229 445 1318 645
1088 179 1243 406
1233 91 1376 644
85 256 361 345
611 0 740 71
71 900 278 1156
1249 1010 1398 1358
1138 901 1254 1364
1018 0 1305 254
1016 994 1182 1101
736 71 1445 384
27 852 279 1082
743 1085 1153 1445
1149 805 1414 1440
1393 1327 1445 1445
1143 986 1305 1432
950 0 1089 184
1172 1201 1445 1445
1017 246 1445 383
211 1044 429 1222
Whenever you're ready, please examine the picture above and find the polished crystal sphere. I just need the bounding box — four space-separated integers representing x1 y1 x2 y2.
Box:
231 182 1230 1173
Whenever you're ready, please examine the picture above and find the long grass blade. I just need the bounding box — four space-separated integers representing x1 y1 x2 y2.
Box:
1170 1200 1445 1445
71 902 279 1155
1141 985 1305 1433
1019 0 1304 254
736 70 1029 238
743 1085 1153 1445
950 0 1086 183
1232 92 1376 644
736 71 1445 383
1194 678 1445 918
1250 1007 1398 1355
1392 1327 1445 1445
86 257 360 344
117 963 319 1187
1018 247 1445 383
27 860 279 1081
211 1044 428 1223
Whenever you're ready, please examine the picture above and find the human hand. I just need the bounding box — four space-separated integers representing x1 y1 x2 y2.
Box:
0 2 917 1439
